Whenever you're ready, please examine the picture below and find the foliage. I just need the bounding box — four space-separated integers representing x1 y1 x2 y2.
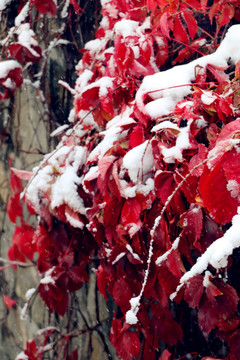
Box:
3 0 240 359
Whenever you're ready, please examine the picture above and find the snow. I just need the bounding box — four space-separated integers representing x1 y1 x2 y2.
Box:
112 252 126 265
114 19 139 38
126 244 142 263
100 0 111 5
25 288 36 301
50 124 69 137
156 236 180 266
125 309 139 325
87 108 134 162
15 2 29 26
61 0 70 18
65 212 84 229
16 352 28 360
171 208 240 299
201 90 217 105
75 69 93 92
136 24 240 119
0 60 21 79
16 23 40 58
122 140 154 182
40 276 55 285
151 121 179 132
0 0 11 11
85 38 107 53
26 144 88 219
152 120 192 164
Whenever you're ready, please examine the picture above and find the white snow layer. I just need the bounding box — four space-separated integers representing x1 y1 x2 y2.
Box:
122 140 154 182
0 60 21 80
15 2 29 26
25 145 87 217
0 0 12 11
136 25 240 118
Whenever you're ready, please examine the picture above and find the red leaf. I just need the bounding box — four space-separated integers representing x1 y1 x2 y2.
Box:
11 168 33 181
155 34 168 68
235 59 240 79
228 329 240 360
189 144 208 177
31 0 57 16
3 294 17 309
111 322 141 360
159 349 171 360
112 278 132 311
9 43 42 63
129 125 145 148
39 283 69 316
146 0 157 12
184 275 204 308
173 14 189 44
0 62 23 99
218 3 235 28
182 205 203 249
159 12 170 39
158 263 180 296
7 193 22 224
69 0 83 14
103 198 122 226
9 225 36 261
97 155 117 195
121 198 142 226
151 305 183 346
198 294 219 334
206 64 229 83
182 12 198 39
200 0 208 11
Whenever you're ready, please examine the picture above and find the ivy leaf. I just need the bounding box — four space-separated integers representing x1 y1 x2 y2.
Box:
31 0 57 16
121 198 142 226
182 12 198 39
3 294 17 309
199 162 238 225
184 275 204 308
173 14 189 44
159 349 172 360
9 43 42 64
112 279 132 311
